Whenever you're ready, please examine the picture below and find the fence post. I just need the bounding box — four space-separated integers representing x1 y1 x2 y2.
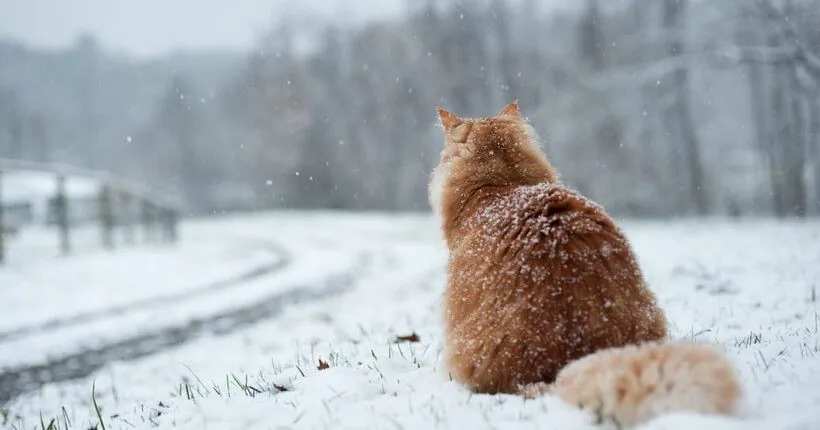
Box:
99 183 114 250
141 198 155 243
55 175 71 256
121 191 136 246
0 170 5 265
162 208 178 244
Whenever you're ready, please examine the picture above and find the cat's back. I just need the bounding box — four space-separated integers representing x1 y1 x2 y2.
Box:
444 182 666 391
462 182 628 266
454 181 654 315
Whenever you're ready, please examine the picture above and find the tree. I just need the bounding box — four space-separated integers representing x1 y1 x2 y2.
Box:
139 75 211 211
579 0 606 72
203 0 820 216
726 0 820 216
72 33 101 167
662 0 709 215
0 89 23 158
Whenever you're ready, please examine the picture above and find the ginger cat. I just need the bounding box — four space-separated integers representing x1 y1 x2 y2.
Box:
429 101 741 426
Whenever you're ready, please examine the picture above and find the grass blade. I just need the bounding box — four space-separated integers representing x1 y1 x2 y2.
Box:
92 381 106 430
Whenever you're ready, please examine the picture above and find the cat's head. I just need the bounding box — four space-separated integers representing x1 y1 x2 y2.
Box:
428 101 558 217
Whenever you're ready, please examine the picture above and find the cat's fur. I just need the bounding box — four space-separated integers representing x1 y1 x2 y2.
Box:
520 341 742 428
429 102 741 425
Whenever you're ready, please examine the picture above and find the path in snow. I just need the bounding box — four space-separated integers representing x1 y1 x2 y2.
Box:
0 230 283 334
0 212 423 406
0 241 290 344
0 213 411 405
0 252 372 404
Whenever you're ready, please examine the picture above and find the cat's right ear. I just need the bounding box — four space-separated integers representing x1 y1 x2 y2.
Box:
498 100 521 118
437 108 463 130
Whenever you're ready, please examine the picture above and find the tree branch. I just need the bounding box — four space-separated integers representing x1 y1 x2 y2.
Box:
754 0 820 81
709 45 798 66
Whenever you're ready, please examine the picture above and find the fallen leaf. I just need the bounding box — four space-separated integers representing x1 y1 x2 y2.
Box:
394 332 420 343
317 359 330 370
273 383 290 392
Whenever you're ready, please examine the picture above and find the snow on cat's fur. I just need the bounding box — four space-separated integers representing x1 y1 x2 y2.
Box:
428 101 741 426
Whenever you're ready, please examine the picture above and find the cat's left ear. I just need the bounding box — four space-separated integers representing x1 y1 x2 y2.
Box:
437 108 463 130
498 100 522 118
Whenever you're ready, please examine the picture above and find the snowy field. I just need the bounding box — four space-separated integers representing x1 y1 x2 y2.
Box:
1 212 819 430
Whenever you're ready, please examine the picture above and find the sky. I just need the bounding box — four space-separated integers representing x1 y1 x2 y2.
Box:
0 0 404 58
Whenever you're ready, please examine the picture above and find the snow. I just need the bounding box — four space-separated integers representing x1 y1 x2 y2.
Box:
1 213 819 430
0 216 362 369
0 170 102 227
0 236 281 334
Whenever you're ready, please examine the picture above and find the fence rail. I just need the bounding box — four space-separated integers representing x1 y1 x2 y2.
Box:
0 158 183 264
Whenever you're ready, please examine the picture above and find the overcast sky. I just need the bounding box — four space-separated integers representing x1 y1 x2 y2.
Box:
0 0 404 57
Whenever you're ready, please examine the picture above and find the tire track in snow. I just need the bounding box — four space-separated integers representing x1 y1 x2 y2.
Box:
0 241 290 343
0 251 374 405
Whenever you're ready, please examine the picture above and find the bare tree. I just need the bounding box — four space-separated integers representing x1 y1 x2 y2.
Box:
579 0 606 72
0 0 802 216
662 0 709 215
0 89 23 159
73 34 101 167
724 0 820 216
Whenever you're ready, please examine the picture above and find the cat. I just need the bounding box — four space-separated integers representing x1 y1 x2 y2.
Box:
429 101 741 426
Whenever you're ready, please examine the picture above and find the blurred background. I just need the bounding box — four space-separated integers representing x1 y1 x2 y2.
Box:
1 0 819 220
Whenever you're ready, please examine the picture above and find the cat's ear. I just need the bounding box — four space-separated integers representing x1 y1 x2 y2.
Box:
498 100 521 118
437 108 463 130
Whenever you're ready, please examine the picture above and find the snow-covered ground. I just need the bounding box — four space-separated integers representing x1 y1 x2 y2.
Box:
0 235 281 334
1 213 819 430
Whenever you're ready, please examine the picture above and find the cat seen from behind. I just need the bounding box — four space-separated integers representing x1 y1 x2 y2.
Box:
429 101 741 427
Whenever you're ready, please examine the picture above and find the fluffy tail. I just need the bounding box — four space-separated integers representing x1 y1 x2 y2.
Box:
520 341 742 428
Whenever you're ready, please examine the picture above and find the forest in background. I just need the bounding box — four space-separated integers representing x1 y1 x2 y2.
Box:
1 0 818 217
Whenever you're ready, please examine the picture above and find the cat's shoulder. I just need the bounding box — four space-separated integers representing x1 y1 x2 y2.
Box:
467 182 619 241
480 182 605 219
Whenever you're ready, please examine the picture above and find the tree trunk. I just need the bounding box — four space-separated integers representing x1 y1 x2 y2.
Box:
746 54 772 214
768 61 808 217
810 97 820 215
664 0 709 214
768 60 787 217
580 0 606 71
785 67 808 217
0 171 5 264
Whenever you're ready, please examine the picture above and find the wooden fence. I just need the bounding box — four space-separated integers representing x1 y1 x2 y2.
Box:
0 158 183 264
